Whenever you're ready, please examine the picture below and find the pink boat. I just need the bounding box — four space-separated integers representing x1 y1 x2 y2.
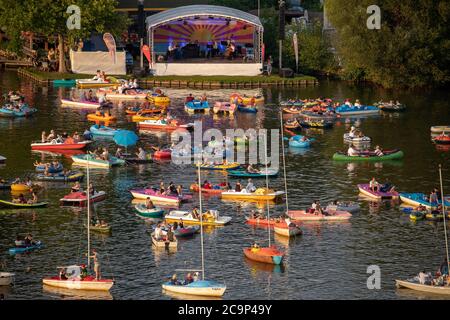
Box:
357 183 399 199
130 188 192 205
59 191 106 206
213 102 237 115
287 209 352 221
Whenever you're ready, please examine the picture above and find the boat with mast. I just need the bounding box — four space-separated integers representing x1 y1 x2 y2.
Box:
161 162 226 297
42 160 114 291
243 133 285 265
396 165 450 294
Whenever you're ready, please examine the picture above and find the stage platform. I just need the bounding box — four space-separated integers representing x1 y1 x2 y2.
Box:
153 62 263 76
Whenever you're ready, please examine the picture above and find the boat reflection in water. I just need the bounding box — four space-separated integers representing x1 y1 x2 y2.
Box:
42 284 113 300
244 257 285 274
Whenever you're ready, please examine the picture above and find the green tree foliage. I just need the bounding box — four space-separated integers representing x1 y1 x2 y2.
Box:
326 0 450 88
283 22 337 75
0 0 129 72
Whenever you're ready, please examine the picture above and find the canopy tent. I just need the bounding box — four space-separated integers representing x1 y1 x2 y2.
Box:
146 5 264 76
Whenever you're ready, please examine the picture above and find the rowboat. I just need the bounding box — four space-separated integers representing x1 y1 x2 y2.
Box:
358 184 399 199
243 246 284 265
185 100 209 112
76 79 120 89
87 224 111 234
273 221 302 237
59 191 106 207
134 204 165 218
130 188 191 205
0 105 37 117
0 272 15 286
197 162 240 171
227 168 279 178
0 200 48 208
31 140 92 151
165 210 232 226
395 279 450 295
332 150 404 161
221 189 284 202
9 241 43 254
245 216 279 227
87 113 116 122
89 125 120 137
430 126 450 134
35 163 63 173
399 192 450 210
162 280 226 297
335 105 380 116
71 154 125 169
173 226 200 237
287 209 352 221
96 89 149 100
60 99 100 109
213 102 237 115
189 184 225 195
377 103 406 112
151 232 177 249
138 119 194 131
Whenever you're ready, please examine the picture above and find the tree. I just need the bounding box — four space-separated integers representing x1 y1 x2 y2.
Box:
326 0 450 88
0 0 129 72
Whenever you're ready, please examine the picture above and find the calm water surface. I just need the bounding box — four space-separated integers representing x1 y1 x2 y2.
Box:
0 71 449 300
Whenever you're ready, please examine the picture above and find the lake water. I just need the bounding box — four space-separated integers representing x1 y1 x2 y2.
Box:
0 71 449 300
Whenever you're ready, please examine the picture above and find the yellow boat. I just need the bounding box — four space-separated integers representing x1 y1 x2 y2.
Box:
148 95 171 105
196 162 240 170
11 183 31 192
164 210 232 226
76 77 121 89
230 94 264 105
87 113 117 122
131 115 160 122
221 188 284 202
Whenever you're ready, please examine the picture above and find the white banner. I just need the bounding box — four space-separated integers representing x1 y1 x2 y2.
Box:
70 50 126 75
293 32 299 72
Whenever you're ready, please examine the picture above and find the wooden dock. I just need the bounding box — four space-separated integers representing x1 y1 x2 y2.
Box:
0 59 33 69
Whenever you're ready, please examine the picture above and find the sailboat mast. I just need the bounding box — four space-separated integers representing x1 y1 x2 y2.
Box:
197 163 205 280
279 111 289 213
439 164 449 274
263 132 271 247
87 159 90 267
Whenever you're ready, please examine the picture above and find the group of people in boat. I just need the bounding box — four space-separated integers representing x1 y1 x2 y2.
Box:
416 258 450 286
185 93 208 104
34 160 64 176
369 177 396 193
154 223 176 243
41 130 83 144
58 249 101 281
169 272 200 286
152 181 184 197
89 147 112 161
348 126 367 139
114 147 148 160
347 144 385 157
117 79 140 94
92 70 109 83
12 191 39 205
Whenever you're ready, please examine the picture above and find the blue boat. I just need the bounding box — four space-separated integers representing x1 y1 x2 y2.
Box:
35 171 84 182
90 124 120 137
237 105 257 113
0 105 37 118
288 135 314 148
399 192 450 210
9 241 43 254
162 279 226 297
335 105 380 116
185 100 209 112
35 163 64 173
227 169 279 178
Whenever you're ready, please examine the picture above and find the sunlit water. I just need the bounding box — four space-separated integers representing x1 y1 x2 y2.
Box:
0 71 449 300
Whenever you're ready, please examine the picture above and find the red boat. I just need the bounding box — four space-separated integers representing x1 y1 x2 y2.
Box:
60 191 106 207
190 184 225 195
31 140 92 151
245 216 281 227
243 246 284 265
153 149 172 160
433 134 450 145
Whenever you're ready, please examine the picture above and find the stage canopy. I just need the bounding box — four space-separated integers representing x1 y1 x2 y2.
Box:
146 5 264 76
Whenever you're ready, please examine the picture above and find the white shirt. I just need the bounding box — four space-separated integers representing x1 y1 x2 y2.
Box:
418 272 427 284
347 147 358 156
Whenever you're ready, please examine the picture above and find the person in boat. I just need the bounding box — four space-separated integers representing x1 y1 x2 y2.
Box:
92 70 102 81
86 90 95 102
439 258 449 276
154 224 163 240
72 181 81 193
246 179 256 193
179 219 184 229
83 129 93 141
369 177 380 192
46 130 56 142
354 99 362 107
344 99 352 107
13 193 27 204
235 181 242 192
418 270 429 285
176 185 183 197
15 235 25 247
314 201 324 215
145 197 155 209
166 227 175 243
170 274 178 285
416 204 427 212
80 264 88 280
433 188 442 201
88 249 101 280
200 93 207 103
429 190 438 204
185 273 194 284
202 180 212 189
27 192 38 204
88 182 95 196
136 147 146 160
185 93 195 103
192 207 200 220
114 147 124 159
374 145 384 157
159 181 165 194
347 144 359 157
101 148 109 161
24 233 35 246
40 131 47 143
59 268 68 280
348 126 357 138
168 182 177 195
247 164 259 174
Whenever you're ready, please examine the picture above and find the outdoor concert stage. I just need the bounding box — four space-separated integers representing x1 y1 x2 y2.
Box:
146 5 264 76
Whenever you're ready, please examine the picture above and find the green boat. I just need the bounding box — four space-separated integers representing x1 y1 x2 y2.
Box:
0 200 49 208
332 150 404 161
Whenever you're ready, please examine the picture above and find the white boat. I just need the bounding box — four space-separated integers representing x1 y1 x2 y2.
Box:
273 221 303 237
396 279 450 295
165 210 232 226
0 272 14 286
60 99 100 108
343 133 371 143
71 154 125 169
326 202 360 213
151 232 178 249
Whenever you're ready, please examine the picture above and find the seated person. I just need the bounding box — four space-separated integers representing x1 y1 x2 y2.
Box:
347 145 359 157
80 264 88 279
145 197 155 209
369 178 379 192
59 268 68 280
185 273 194 284
247 164 259 174
374 145 384 157
185 94 195 103
15 235 25 247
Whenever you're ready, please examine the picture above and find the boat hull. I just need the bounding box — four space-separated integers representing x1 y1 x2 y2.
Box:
287 210 352 221
396 280 450 295
42 278 113 291
243 247 284 265
31 141 91 151
358 184 399 200
162 280 226 297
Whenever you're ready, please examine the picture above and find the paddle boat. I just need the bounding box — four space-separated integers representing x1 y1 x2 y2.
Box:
283 106 302 114
0 155 6 164
213 102 237 115
197 162 240 171
151 231 178 249
335 104 380 116
134 204 165 219
35 171 84 182
0 104 37 118
431 126 450 134
138 119 194 131
148 93 171 105
399 193 450 210
0 199 48 209
130 188 191 205
87 112 116 122
284 119 302 130
227 168 279 178
243 246 284 265
273 220 302 237
60 191 106 207
409 209 426 221
300 111 336 121
9 241 43 254
288 135 314 148
332 149 404 161
237 104 258 113
432 134 450 145
221 188 284 202
60 99 100 109
343 133 371 144
96 88 150 100
230 93 264 105
325 201 360 213
43 265 114 291
358 183 399 199
71 154 125 169
76 78 121 89
172 226 200 237
189 184 226 195
245 216 280 227
89 125 120 137
287 209 352 221
165 210 232 226
185 100 210 113
53 79 77 87
376 102 406 112
31 140 92 151
87 223 111 234
0 272 15 286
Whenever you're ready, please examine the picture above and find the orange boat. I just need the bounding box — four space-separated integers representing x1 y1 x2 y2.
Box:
87 112 116 122
245 216 280 227
190 184 225 195
243 246 284 265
